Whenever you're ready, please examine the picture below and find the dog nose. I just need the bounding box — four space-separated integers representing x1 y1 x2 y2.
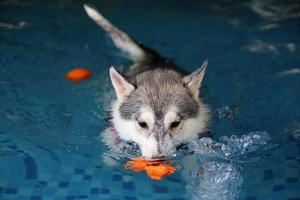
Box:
140 138 161 159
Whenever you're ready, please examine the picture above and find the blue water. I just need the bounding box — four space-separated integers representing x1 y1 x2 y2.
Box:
1 0 300 199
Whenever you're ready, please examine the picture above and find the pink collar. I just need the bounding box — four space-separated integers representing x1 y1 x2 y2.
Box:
109 126 121 144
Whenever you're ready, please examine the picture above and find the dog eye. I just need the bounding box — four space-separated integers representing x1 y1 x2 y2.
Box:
170 121 180 129
138 121 148 129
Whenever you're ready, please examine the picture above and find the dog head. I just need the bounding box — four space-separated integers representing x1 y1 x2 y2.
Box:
109 61 210 159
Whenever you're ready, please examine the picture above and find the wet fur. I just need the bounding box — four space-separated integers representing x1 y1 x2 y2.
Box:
84 4 210 159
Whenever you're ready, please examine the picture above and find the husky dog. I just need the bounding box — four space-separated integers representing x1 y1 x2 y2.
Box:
84 4 210 159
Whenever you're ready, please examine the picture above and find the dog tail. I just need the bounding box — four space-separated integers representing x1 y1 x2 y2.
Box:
83 4 162 64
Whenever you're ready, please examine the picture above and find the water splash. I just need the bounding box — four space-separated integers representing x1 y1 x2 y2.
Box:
215 106 237 120
186 161 242 200
219 131 271 157
100 129 272 199
185 131 272 200
188 131 271 159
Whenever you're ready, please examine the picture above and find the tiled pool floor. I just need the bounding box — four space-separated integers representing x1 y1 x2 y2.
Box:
1 0 300 199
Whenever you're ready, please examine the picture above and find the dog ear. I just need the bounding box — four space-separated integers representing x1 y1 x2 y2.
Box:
183 60 208 97
110 66 135 102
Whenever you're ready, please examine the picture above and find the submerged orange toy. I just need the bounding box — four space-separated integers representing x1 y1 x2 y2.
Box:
125 157 176 180
66 68 92 82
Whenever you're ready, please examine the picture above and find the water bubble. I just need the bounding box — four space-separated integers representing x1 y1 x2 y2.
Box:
187 161 242 200
186 131 272 200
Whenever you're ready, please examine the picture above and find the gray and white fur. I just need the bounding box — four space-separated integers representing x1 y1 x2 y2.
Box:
84 4 210 159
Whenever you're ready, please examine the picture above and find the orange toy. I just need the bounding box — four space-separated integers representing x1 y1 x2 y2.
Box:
66 68 92 82
125 157 176 180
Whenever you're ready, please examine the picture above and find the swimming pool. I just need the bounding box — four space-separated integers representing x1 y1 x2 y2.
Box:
1 0 300 199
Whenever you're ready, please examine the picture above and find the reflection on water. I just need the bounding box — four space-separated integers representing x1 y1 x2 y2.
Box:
291 121 300 141
248 0 300 21
277 68 300 76
0 21 27 30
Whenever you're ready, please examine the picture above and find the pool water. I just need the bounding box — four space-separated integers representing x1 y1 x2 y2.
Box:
1 0 300 199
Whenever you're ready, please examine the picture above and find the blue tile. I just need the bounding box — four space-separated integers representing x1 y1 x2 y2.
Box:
286 163 298 169
74 169 84 174
31 196 42 200
112 175 122 181
263 169 273 181
122 182 135 190
246 196 257 200
286 156 295 160
39 180 47 185
65 196 76 200
83 175 92 180
286 178 298 183
5 188 18 194
272 185 285 192
7 145 17 149
58 181 69 188
90 188 99 194
36 145 60 162
35 180 47 188
101 188 110 194
23 153 38 179
153 185 168 193
123 196 137 200
166 176 180 183
43 187 56 196
286 183 300 192
1 139 12 143
78 195 88 199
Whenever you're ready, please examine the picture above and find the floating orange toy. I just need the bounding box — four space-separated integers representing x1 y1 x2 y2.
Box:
125 157 176 180
66 68 92 82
